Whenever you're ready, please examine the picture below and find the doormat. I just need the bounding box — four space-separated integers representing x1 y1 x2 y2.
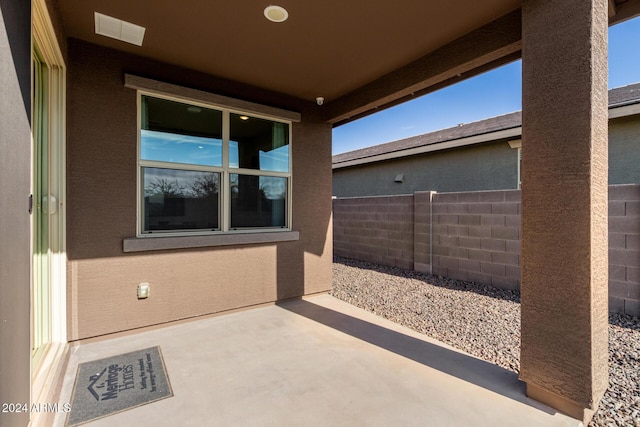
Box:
66 346 173 426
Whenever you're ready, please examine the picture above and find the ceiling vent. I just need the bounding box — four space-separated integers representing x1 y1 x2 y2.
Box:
94 12 146 46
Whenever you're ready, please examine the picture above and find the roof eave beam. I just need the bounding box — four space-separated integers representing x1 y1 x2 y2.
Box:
609 0 640 25
609 0 617 18
324 9 522 126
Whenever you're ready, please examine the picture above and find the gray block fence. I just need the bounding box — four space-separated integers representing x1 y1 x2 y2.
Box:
333 184 640 316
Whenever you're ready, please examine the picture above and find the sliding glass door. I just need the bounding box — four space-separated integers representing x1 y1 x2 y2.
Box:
32 49 51 366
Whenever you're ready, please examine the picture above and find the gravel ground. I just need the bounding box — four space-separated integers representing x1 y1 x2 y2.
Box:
331 256 640 427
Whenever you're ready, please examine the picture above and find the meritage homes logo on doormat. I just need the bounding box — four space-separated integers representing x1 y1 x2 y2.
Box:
88 352 152 401
66 346 173 426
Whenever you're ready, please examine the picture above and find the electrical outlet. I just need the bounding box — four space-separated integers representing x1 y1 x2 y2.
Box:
137 282 150 299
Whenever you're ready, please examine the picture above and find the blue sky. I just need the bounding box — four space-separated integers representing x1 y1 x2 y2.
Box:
332 16 640 155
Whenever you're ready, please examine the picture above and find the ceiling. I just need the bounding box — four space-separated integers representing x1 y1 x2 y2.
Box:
57 0 521 104
56 0 640 123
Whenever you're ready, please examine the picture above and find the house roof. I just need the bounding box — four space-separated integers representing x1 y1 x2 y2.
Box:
609 81 640 107
333 82 640 169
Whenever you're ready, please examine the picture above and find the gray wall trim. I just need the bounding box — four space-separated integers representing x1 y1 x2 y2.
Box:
609 103 640 118
123 231 300 252
124 74 302 122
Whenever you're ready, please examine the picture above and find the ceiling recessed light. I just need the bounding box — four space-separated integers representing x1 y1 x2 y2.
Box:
264 6 288 23
239 115 249 121
94 12 145 46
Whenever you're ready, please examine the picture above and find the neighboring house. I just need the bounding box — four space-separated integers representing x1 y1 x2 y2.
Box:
333 83 640 197
2 2 639 426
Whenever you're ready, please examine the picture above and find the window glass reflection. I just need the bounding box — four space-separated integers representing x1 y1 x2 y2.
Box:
141 96 223 167
230 174 287 228
229 114 289 172
143 167 220 232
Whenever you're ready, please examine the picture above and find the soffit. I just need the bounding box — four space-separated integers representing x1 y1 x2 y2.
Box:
57 1 520 103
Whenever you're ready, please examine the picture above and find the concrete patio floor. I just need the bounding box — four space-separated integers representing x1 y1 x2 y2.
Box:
54 294 580 427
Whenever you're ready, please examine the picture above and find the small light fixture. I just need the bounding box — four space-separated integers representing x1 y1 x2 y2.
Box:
508 139 522 149
264 5 289 23
316 97 324 106
239 115 249 121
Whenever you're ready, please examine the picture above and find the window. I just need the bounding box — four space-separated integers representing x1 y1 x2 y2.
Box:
138 93 291 235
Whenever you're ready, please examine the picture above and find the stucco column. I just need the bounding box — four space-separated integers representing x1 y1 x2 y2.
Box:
520 0 608 423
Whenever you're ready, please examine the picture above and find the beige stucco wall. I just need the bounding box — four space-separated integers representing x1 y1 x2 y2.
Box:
66 40 332 340
0 2 32 426
518 0 608 418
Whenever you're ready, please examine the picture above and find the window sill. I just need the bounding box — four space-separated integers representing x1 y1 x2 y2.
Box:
123 231 299 253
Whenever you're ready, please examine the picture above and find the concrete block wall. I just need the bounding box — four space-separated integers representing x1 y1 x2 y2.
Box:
427 190 521 290
333 195 414 270
608 185 640 316
333 184 640 316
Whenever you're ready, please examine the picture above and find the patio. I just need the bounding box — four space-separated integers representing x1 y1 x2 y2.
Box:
54 294 578 426
6 2 637 424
